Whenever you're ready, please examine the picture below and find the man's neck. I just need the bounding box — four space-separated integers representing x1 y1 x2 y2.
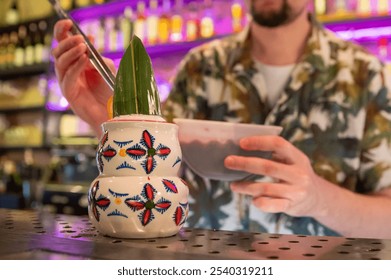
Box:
250 11 311 66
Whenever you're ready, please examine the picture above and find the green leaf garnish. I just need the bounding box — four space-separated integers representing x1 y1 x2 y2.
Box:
113 35 162 116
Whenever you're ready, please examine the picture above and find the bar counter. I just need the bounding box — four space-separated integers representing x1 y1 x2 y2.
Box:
0 208 390 260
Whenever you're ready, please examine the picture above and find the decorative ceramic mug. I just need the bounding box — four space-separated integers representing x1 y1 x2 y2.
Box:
88 115 189 238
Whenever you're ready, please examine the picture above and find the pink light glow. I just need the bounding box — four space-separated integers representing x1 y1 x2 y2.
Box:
334 26 391 41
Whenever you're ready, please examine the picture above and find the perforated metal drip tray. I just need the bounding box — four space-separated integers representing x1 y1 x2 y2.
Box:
0 209 390 260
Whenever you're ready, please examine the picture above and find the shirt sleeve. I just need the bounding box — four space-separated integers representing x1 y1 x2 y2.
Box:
162 51 206 122
358 63 391 193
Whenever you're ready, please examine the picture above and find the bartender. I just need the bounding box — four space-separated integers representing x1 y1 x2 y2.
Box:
52 0 391 238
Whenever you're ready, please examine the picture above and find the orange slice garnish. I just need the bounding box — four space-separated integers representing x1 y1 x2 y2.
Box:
107 95 113 119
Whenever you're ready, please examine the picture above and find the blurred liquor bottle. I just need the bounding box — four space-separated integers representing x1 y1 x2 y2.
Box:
14 25 27 67
106 17 118 52
134 1 147 43
147 0 159 45
115 18 123 51
96 17 105 52
5 2 19 26
5 32 17 68
231 0 244 33
377 0 389 15
335 0 348 15
314 0 327 15
24 23 35 66
158 0 171 44
120 6 134 50
0 34 9 69
357 0 372 15
200 0 214 38
170 0 184 42
40 20 52 63
33 21 45 64
186 2 200 41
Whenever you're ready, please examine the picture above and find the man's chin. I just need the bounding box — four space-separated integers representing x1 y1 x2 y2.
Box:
252 15 288 28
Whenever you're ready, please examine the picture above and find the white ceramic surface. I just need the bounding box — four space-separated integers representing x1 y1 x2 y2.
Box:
97 115 182 176
173 118 283 181
89 176 188 238
89 115 189 238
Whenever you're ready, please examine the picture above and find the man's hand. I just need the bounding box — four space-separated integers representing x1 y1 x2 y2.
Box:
52 19 115 136
224 135 325 217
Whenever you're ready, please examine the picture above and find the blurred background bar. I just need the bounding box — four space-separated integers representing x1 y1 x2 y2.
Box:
0 0 390 216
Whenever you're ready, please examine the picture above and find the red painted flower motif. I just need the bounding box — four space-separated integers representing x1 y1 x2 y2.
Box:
126 130 171 174
162 179 178 193
173 202 188 226
102 145 117 161
88 181 111 222
124 183 172 226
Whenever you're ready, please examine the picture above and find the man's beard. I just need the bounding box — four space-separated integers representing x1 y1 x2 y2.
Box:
250 0 292 28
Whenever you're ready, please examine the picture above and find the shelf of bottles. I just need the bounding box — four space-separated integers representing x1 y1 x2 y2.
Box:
0 17 55 148
69 0 247 61
0 18 53 76
313 0 391 63
66 0 391 64
0 78 48 148
314 0 391 21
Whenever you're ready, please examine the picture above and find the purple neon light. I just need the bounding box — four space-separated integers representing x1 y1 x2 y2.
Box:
323 15 391 32
334 26 391 41
103 36 224 61
323 15 391 41
71 0 197 22
46 77 69 111
71 0 131 22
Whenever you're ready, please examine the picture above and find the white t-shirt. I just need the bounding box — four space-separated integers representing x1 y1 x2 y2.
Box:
254 60 295 107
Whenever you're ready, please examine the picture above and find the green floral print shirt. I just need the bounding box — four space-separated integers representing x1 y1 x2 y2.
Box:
163 15 391 236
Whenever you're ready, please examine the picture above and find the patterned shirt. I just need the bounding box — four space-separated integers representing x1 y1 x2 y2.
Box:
162 15 391 236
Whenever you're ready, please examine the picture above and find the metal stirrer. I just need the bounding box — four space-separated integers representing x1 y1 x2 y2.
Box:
48 0 115 91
